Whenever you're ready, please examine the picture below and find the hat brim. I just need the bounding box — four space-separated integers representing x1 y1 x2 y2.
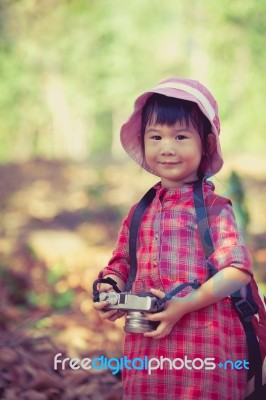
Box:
120 80 223 177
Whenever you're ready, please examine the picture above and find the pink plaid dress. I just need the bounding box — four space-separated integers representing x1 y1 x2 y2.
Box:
100 181 253 400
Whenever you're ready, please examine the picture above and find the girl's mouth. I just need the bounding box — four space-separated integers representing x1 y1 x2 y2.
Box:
160 161 181 166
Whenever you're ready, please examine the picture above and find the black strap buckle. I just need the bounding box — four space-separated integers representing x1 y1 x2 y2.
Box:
234 298 258 322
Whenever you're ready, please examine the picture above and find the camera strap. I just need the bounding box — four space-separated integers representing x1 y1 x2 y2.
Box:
92 277 121 302
156 279 201 307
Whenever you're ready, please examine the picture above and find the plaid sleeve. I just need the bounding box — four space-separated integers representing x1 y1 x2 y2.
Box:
207 203 253 275
98 213 130 284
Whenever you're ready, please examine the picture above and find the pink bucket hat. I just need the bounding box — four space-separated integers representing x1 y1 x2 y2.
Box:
120 77 223 177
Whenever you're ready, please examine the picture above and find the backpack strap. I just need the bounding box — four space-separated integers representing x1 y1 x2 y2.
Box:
125 187 156 292
193 180 262 396
193 179 219 278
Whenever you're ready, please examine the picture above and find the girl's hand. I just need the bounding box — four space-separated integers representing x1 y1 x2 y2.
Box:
143 288 186 339
143 268 252 339
93 282 126 322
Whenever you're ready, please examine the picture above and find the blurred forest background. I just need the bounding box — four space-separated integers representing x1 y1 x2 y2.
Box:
0 1 266 399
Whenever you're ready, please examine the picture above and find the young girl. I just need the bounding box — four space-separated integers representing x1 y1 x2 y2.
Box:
94 78 253 399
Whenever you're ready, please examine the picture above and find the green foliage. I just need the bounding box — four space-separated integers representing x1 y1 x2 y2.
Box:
26 288 75 311
38 263 75 310
228 171 250 236
258 282 266 297
27 263 76 311
49 289 75 310
0 0 265 160
0 258 76 311
46 263 66 285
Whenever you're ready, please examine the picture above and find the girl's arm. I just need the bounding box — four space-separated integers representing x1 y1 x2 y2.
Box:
97 211 133 284
176 266 251 313
94 206 135 322
144 266 251 339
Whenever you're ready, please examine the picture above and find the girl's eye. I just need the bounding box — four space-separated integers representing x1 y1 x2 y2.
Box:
151 135 161 140
176 135 187 140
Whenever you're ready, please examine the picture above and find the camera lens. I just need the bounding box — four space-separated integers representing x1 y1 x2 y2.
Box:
124 312 155 333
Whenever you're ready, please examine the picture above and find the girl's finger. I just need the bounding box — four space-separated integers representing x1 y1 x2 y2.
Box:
143 323 164 338
149 288 165 299
143 321 173 339
98 283 113 292
144 311 164 321
99 309 119 319
93 300 109 310
108 310 126 321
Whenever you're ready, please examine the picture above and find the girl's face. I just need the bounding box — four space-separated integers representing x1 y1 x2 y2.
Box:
144 119 203 189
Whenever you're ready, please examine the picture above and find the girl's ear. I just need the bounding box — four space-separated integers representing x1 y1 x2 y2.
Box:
205 133 216 155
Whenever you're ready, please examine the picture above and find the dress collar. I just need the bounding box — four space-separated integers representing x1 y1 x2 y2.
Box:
153 179 215 200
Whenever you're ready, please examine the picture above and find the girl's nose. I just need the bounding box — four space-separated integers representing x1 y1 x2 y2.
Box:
160 141 176 155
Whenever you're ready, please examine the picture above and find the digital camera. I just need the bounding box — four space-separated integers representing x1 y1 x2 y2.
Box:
97 292 163 334
93 278 164 333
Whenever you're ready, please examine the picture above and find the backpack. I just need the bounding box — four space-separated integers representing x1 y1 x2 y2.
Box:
126 180 266 400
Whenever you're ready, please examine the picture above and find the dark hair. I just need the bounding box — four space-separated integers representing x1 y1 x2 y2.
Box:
140 93 212 178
